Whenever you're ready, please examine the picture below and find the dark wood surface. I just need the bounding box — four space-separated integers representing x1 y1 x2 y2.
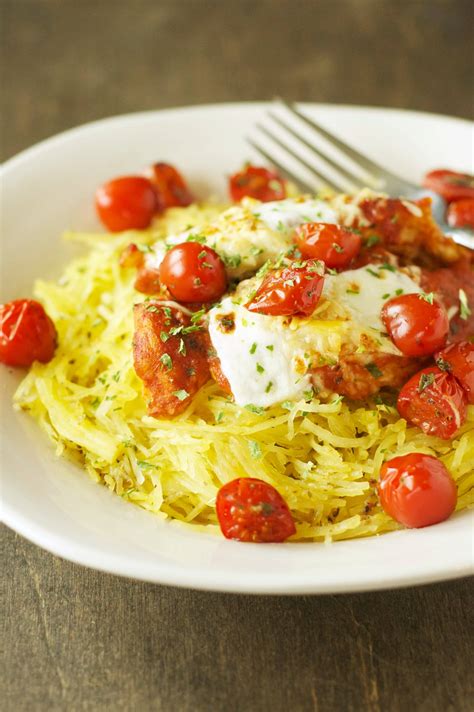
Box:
2 1 473 710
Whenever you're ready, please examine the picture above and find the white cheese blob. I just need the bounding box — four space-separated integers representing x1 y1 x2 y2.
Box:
322 265 422 334
253 198 337 234
208 298 311 407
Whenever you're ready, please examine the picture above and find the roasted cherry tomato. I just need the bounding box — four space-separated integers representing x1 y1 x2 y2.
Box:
246 260 324 317
397 366 467 440
95 176 157 232
294 222 361 269
378 453 457 528
422 169 474 202
147 162 193 211
229 165 286 203
216 477 296 542
447 198 474 229
0 299 56 367
381 293 449 357
435 341 474 404
159 242 227 303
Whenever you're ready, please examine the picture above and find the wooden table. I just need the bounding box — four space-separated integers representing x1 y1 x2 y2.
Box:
2 1 473 710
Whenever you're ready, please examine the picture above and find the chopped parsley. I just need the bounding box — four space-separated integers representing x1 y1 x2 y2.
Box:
146 304 162 314
332 242 344 253
459 289 471 320
198 250 207 259
419 292 435 304
245 404 265 414
256 363 265 374
160 331 170 342
216 412 224 423
346 287 360 295
186 233 206 243
265 381 273 393
364 234 380 248
249 342 257 355
365 362 383 379
418 372 435 392
395 288 404 296
266 344 274 351
248 440 262 459
173 389 189 401
223 254 242 268
366 267 380 278
178 339 186 356
380 263 396 272
160 353 173 370
435 356 451 372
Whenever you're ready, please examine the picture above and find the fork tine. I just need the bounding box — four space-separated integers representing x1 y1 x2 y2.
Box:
246 138 316 193
267 110 365 190
255 123 343 192
278 99 389 183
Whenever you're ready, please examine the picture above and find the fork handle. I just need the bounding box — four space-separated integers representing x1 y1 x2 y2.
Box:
443 228 474 250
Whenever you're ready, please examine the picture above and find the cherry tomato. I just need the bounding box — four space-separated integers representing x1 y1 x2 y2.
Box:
435 341 474 404
422 169 474 202
159 242 227 303
294 222 361 269
0 299 56 367
378 453 457 528
96 176 157 232
147 162 193 211
229 165 286 203
381 293 449 357
447 198 474 229
397 366 467 440
246 260 324 317
216 477 296 542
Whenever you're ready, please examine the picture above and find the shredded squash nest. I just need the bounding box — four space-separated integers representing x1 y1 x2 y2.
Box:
14 204 474 541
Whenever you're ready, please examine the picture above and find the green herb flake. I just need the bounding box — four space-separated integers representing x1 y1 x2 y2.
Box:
160 331 170 342
419 292 435 304
248 440 262 459
395 288 404 296
332 242 344 253
216 412 224 423
249 342 257 355
245 404 265 415
256 363 265 374
281 401 293 411
173 389 189 401
418 372 435 392
435 356 451 372
364 234 380 248
365 362 383 379
382 293 391 300
178 339 186 356
160 353 173 370
265 381 273 393
380 263 396 272
459 289 471 320
366 267 380 278
266 344 274 351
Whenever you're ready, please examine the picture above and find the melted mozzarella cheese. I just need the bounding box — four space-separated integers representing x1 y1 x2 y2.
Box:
146 198 337 280
252 198 337 233
208 264 422 407
208 298 311 407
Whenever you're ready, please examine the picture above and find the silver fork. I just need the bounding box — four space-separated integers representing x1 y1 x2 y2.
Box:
247 99 473 249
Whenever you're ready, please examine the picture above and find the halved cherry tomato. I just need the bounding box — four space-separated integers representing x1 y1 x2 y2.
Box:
159 242 227 303
216 477 296 542
229 165 286 203
381 293 449 357
146 162 193 211
378 453 457 528
294 222 361 269
95 176 157 232
246 260 324 317
447 199 474 229
397 366 467 440
423 169 474 202
0 299 56 367
435 341 474 404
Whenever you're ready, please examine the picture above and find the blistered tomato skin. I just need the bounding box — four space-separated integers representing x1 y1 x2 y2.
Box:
435 341 474 404
381 293 449 357
397 366 467 440
147 162 193 210
246 260 325 317
294 222 361 269
229 165 286 203
216 477 296 542
95 176 157 232
379 453 457 528
0 299 57 367
447 199 474 229
422 169 474 202
159 242 227 303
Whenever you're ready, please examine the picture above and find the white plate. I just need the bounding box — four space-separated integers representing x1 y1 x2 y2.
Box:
1 103 473 594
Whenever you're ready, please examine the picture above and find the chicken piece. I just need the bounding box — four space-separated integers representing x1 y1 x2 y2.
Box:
345 195 470 268
133 302 210 416
120 244 162 295
311 346 419 401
